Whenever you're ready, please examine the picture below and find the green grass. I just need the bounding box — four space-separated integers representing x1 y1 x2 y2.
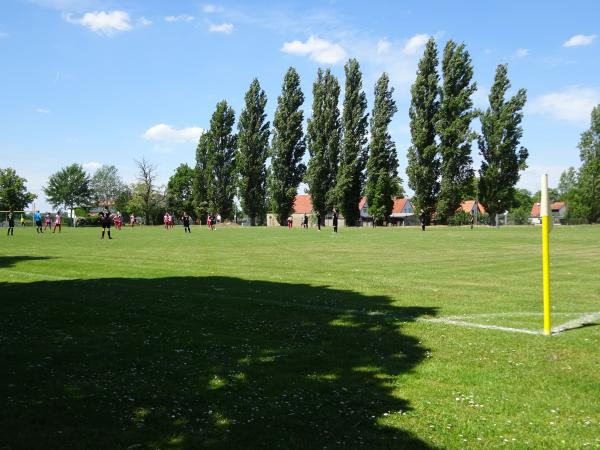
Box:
1 224 599 449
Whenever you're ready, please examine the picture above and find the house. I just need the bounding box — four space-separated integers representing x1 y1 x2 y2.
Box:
360 196 418 226
267 194 319 227
530 201 567 224
459 200 486 215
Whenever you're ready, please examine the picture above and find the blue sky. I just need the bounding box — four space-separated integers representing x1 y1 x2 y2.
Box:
1 0 599 212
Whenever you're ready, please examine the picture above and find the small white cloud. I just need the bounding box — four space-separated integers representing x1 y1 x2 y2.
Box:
36 107 50 114
529 86 600 124
402 33 429 55
514 48 529 58
484 48 493 55
142 124 205 143
377 39 391 54
563 34 597 47
281 36 347 65
82 161 102 170
65 10 132 35
165 15 194 23
137 16 152 27
0 30 8 39
209 22 234 34
202 4 222 13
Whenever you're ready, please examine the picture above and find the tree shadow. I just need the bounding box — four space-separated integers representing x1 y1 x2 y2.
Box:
0 277 438 449
0 256 53 269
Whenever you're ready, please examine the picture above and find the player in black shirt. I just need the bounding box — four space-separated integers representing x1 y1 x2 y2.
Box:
7 209 15 236
99 207 112 239
332 209 338 233
182 212 191 233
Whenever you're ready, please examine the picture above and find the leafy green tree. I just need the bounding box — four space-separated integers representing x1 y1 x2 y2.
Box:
166 163 195 216
268 67 306 225
193 133 210 222
205 101 237 220
478 64 528 225
574 104 600 223
44 163 91 219
0 168 36 210
365 73 401 223
437 40 477 222
127 182 165 225
306 68 341 219
133 157 159 225
407 38 440 226
509 188 534 224
336 59 369 226
557 167 578 200
90 165 126 207
237 79 270 225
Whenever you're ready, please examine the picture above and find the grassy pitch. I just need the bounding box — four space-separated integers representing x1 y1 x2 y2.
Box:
1 224 599 449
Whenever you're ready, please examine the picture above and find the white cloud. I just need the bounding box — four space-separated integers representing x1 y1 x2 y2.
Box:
514 48 529 58
137 16 152 27
36 107 50 114
82 161 102 170
281 36 347 64
402 33 429 55
165 15 194 23
529 86 600 124
377 39 391 54
28 0 93 10
209 22 234 34
65 10 132 35
563 34 597 47
142 124 204 143
202 4 222 13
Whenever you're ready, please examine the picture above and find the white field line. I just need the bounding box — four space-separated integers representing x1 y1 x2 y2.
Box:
422 317 542 335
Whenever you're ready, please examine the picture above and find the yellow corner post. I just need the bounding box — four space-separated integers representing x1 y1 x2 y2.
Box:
541 174 551 335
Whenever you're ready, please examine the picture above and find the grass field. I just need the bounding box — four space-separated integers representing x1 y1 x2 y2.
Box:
1 224 599 449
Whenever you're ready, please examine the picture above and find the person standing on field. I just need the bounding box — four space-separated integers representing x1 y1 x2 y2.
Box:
53 211 62 233
34 210 43 233
316 211 321 231
100 207 112 240
44 213 51 231
182 212 191 233
469 212 474 229
332 209 338 233
130 213 135 227
6 209 14 236
419 209 426 231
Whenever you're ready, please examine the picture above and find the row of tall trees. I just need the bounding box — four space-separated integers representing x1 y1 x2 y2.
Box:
408 38 528 225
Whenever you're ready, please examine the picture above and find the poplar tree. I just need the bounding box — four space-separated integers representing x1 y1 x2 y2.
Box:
437 40 477 222
193 133 210 221
365 73 400 223
268 67 306 225
237 79 270 225
574 104 600 223
336 59 369 226
478 64 528 225
407 38 440 225
206 101 237 219
306 68 341 218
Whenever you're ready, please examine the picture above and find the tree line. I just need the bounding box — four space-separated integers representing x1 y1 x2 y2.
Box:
2 38 599 225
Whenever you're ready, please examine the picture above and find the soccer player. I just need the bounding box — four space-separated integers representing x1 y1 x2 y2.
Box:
182 212 191 233
6 209 14 236
303 213 308 229
34 210 43 233
53 211 62 233
20 214 25 227
419 209 426 231
316 211 321 231
44 213 51 231
130 213 135 227
100 207 112 239
332 209 338 233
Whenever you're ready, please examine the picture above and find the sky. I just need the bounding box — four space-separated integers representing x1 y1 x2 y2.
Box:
1 0 599 212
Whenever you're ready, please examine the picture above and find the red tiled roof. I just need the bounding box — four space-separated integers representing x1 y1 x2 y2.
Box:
392 197 410 214
531 201 565 217
551 201 565 211
531 203 541 217
359 197 367 210
459 200 486 214
293 194 313 214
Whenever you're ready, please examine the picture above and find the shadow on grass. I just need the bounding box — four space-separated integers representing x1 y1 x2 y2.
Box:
0 256 53 269
0 276 438 450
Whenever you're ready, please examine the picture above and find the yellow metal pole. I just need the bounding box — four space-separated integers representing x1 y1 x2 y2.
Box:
541 174 551 335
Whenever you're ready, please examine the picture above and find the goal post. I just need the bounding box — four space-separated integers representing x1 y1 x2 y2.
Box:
0 211 28 227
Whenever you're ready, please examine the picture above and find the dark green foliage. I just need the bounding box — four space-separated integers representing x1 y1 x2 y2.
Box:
0 167 36 210
336 59 369 226
193 133 210 221
478 64 528 226
508 188 534 224
407 38 440 226
573 105 600 223
90 165 126 207
166 164 195 217
44 163 91 217
205 101 237 220
437 41 477 222
366 73 400 223
268 67 306 225
237 79 270 226
306 68 341 218
557 167 578 201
